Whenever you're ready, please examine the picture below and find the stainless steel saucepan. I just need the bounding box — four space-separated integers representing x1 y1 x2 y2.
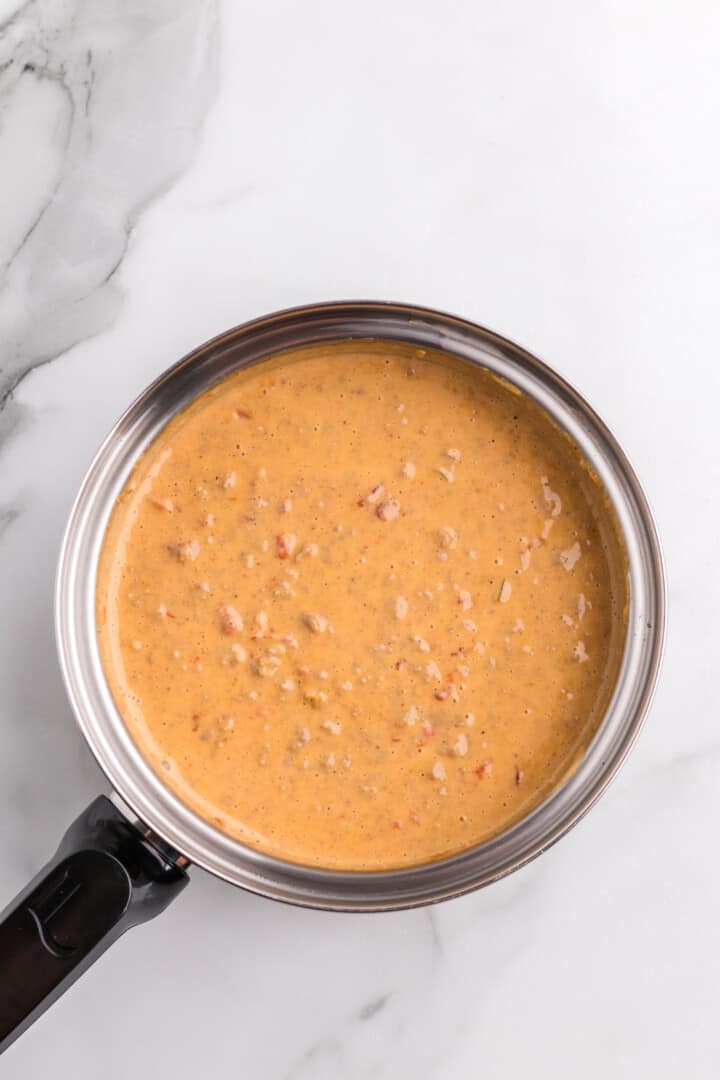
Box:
0 302 666 1054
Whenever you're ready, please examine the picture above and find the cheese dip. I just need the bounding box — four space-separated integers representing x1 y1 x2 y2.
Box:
96 341 627 870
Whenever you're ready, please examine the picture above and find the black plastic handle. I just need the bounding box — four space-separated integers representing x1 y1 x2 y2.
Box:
0 795 189 1054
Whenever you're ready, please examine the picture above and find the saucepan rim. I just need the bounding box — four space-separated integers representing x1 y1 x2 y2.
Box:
54 300 666 911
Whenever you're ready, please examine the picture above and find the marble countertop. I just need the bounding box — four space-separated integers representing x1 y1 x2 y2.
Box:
1 1 717 1076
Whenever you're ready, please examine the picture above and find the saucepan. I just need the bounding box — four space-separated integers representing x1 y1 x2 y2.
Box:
0 302 666 1054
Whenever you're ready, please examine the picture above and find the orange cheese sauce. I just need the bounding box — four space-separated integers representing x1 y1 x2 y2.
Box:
96 342 627 870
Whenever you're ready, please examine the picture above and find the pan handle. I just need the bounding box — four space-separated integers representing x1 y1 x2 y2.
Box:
0 795 188 1055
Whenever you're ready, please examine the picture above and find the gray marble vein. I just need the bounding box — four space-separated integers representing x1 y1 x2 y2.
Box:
0 0 218 444
356 994 390 1023
0 503 20 539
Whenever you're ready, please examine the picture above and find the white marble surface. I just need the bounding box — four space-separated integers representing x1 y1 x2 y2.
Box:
0 0 718 1075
